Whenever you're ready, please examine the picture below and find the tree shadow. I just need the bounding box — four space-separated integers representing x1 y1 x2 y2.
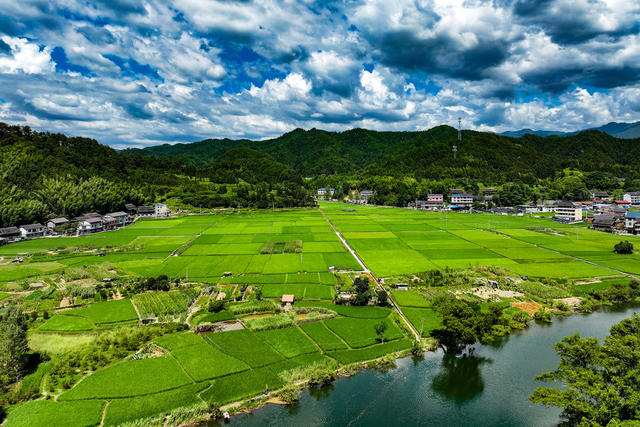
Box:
430 352 492 405
308 382 335 401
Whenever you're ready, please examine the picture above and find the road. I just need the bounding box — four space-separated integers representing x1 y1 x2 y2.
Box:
318 206 421 341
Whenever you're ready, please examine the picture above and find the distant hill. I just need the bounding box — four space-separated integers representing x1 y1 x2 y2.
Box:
500 121 640 139
124 125 640 182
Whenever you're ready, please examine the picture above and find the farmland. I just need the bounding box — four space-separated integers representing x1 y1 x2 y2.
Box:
4 203 640 426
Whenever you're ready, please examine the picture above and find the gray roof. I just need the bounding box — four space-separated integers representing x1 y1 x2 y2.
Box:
138 205 155 213
593 215 616 225
625 191 640 196
592 191 609 196
557 201 577 208
124 203 137 210
21 223 44 230
48 217 68 224
85 217 102 224
105 211 128 217
0 227 20 235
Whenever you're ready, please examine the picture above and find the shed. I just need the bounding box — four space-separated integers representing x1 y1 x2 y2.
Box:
281 294 294 306
396 283 409 291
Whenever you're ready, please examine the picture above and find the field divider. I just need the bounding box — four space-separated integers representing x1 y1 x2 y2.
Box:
99 400 109 427
318 207 420 341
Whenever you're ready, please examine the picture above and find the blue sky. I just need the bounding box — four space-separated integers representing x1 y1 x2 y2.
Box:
0 0 639 147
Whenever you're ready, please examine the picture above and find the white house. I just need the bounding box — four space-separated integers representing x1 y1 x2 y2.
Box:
625 212 640 234
78 217 103 234
317 188 335 199
155 203 169 218
20 223 46 238
555 201 583 222
623 192 640 206
359 190 373 203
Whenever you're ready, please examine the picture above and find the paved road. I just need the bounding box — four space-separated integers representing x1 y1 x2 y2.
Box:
318 206 421 341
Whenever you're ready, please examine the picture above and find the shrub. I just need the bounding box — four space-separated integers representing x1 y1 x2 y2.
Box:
278 385 301 403
208 300 224 313
614 241 633 254
534 308 552 323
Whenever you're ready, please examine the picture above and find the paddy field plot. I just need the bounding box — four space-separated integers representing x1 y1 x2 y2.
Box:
320 201 640 279
4 399 105 427
324 316 404 348
203 329 284 367
103 383 207 426
59 356 192 400
299 321 348 351
39 299 138 332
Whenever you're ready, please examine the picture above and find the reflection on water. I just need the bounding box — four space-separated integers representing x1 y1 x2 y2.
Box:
431 353 491 405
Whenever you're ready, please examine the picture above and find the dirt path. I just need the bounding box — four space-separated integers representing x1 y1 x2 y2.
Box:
318 206 421 341
130 298 142 321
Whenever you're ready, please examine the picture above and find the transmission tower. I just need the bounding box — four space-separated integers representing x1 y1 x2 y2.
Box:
453 117 461 159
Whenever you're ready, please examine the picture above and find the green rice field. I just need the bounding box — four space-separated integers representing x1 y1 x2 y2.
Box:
5 202 640 426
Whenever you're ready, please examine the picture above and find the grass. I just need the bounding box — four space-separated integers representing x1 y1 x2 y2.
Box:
299 321 347 351
255 326 319 357
59 356 192 400
324 317 404 348
242 314 294 331
328 339 413 364
228 300 275 315
103 383 207 426
188 309 234 326
5 399 105 427
203 329 284 367
39 314 94 332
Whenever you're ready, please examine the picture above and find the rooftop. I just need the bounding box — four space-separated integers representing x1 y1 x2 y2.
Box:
21 223 43 230
281 294 294 303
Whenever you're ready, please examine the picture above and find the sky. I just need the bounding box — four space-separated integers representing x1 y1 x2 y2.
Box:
0 0 639 148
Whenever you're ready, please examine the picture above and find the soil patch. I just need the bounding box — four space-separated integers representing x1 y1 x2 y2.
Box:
511 301 541 316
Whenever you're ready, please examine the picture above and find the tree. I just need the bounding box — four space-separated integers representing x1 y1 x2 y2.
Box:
376 289 389 306
431 296 501 354
614 241 633 254
0 305 29 384
353 276 371 306
530 314 640 425
375 321 388 343
255 287 263 301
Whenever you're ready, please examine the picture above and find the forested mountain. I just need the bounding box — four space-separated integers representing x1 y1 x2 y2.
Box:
0 123 312 227
126 125 640 181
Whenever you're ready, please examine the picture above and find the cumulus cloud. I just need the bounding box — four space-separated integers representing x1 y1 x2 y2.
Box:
0 0 638 146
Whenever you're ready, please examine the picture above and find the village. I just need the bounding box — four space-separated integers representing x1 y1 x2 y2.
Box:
0 203 169 246
318 187 640 235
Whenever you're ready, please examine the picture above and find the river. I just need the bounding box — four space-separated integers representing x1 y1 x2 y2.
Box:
214 305 638 426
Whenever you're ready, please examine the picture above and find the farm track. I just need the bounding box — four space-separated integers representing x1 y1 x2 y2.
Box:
318 207 421 341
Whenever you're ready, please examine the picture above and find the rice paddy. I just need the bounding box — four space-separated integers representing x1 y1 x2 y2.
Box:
5 203 640 426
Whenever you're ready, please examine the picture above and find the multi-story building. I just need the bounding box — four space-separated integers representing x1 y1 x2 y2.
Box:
624 212 640 234
451 193 474 207
623 192 640 206
155 204 169 218
359 190 374 203
555 201 583 222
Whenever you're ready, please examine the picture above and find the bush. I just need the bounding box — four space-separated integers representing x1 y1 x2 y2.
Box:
208 300 224 313
278 385 301 403
534 308 552 323
614 241 634 254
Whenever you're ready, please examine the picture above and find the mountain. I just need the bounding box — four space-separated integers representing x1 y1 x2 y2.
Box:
0 122 312 227
500 121 640 139
125 125 640 182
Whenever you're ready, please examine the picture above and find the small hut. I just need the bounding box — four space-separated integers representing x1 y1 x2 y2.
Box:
281 294 294 307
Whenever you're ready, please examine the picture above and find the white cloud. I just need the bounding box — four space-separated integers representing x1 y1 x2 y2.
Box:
0 37 54 74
